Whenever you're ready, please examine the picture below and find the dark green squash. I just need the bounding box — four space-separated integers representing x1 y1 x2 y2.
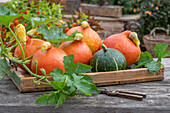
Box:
90 44 127 72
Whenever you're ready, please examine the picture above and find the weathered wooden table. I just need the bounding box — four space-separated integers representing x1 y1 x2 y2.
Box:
1 58 170 113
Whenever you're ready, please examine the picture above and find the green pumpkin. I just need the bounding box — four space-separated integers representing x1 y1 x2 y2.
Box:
90 44 127 72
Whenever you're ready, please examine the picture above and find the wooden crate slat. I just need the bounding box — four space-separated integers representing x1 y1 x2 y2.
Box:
7 67 164 92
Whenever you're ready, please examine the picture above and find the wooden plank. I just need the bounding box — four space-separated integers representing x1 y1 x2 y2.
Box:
7 67 164 92
80 3 123 18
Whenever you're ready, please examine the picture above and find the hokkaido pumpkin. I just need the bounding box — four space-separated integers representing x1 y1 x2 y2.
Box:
90 44 127 72
31 42 67 75
102 30 141 66
59 33 92 64
14 36 45 72
66 21 101 54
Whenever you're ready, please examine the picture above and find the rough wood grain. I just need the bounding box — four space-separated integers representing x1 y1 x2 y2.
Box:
0 58 170 113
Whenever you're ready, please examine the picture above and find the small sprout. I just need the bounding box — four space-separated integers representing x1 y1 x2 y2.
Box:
33 79 40 85
40 68 46 75
34 58 38 67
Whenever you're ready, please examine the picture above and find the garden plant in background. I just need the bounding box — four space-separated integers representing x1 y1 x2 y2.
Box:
4 0 62 19
138 0 169 36
1 0 67 46
64 10 103 32
82 0 141 14
3 0 63 31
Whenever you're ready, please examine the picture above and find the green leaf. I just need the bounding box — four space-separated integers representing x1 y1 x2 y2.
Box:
0 6 11 15
154 43 168 58
31 17 47 27
0 58 12 80
154 43 170 62
64 55 92 74
46 55 98 108
135 51 153 68
51 68 65 82
80 74 93 83
161 51 170 58
145 61 162 73
51 68 75 90
36 24 75 44
35 90 68 108
50 81 64 90
55 91 69 108
136 43 170 73
35 91 59 105
0 14 32 27
72 73 99 96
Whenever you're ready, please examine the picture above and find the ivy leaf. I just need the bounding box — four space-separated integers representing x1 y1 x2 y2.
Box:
145 61 162 73
0 58 12 80
36 24 75 44
135 51 153 68
63 55 92 74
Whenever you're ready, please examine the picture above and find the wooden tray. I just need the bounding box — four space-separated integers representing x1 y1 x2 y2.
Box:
7 67 164 92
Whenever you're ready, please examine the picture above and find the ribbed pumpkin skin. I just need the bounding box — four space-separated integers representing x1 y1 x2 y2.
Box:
90 48 127 72
66 26 101 54
102 31 141 66
59 40 92 64
31 46 67 75
14 37 45 72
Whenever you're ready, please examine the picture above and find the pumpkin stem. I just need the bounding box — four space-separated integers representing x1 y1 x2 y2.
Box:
27 28 37 37
101 44 107 51
74 33 83 40
81 21 89 29
41 42 51 52
128 32 140 47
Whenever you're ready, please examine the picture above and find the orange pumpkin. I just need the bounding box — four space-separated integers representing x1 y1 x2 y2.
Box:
66 26 83 34
66 21 101 54
102 30 141 66
14 36 45 72
31 42 67 75
59 33 92 64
